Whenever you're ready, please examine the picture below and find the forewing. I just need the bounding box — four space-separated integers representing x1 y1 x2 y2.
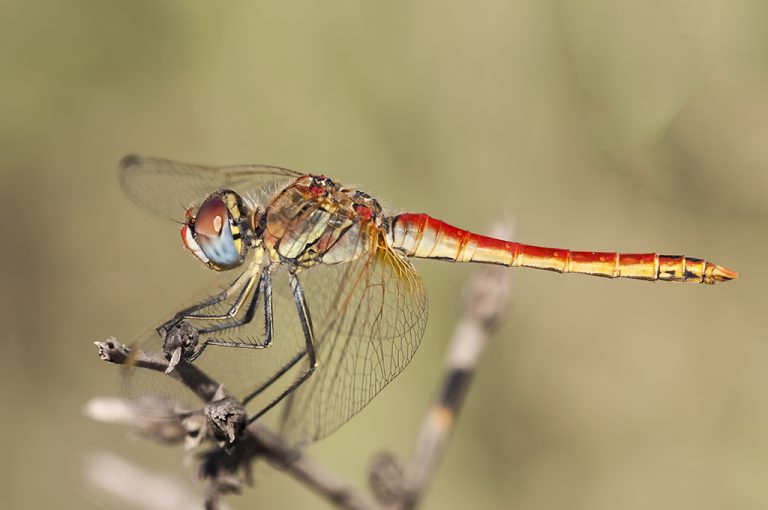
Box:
278 240 429 444
119 154 302 220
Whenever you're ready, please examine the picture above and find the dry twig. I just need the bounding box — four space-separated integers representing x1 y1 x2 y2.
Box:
92 339 377 510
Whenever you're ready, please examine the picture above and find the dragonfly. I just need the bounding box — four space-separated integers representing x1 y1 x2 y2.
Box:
119 155 739 445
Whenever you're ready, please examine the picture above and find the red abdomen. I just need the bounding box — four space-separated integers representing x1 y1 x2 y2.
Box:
389 213 738 284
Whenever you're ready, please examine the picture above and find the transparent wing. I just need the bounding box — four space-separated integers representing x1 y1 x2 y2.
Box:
119 154 303 220
279 240 429 444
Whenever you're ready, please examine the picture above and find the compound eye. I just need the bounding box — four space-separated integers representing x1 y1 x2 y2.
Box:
185 194 244 270
195 197 229 238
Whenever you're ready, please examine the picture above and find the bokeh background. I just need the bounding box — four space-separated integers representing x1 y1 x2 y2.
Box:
1 1 766 509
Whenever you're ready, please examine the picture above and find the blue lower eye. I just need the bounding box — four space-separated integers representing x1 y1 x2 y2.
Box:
199 222 240 267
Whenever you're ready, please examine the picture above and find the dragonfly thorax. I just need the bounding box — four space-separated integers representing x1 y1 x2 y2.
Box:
260 175 384 267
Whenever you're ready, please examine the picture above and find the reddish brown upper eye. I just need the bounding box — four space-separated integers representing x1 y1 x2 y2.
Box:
194 197 229 237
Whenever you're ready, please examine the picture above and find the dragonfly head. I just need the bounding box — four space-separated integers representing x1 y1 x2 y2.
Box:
181 190 249 271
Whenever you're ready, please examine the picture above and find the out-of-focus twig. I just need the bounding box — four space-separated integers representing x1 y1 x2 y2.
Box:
371 224 512 509
84 451 209 510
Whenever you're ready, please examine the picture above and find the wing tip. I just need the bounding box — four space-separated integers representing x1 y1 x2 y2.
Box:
119 154 143 170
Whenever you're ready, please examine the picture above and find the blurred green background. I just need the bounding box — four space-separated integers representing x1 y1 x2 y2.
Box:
1 1 765 509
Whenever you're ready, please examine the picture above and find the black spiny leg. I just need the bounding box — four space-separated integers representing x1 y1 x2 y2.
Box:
182 271 254 318
158 270 260 364
247 271 318 423
239 269 312 406
198 271 266 335
184 271 260 321
241 351 308 405
188 270 274 361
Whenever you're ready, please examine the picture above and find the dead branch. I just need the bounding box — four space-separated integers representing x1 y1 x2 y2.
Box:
92 339 377 510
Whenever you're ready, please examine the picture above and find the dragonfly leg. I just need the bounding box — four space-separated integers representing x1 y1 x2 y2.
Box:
197 270 267 335
155 269 256 340
187 339 269 361
246 271 318 423
183 269 254 317
188 271 275 361
241 351 308 405
183 271 261 321
157 269 264 365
